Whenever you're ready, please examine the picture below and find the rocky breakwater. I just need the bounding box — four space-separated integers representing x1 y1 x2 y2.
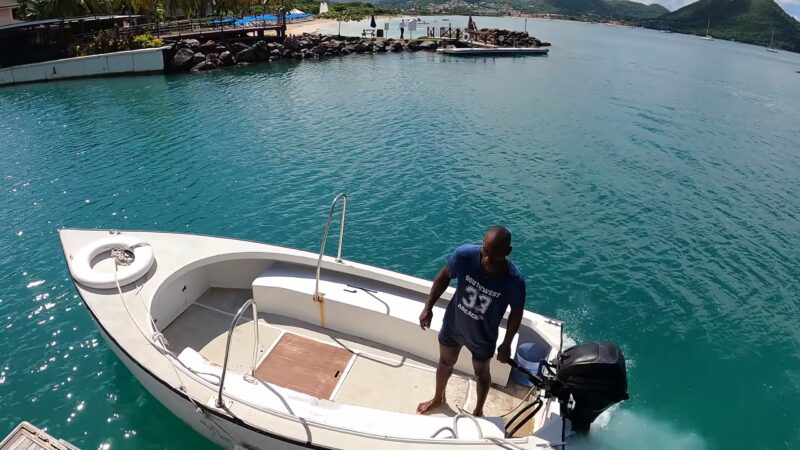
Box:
165 34 447 73
467 28 551 48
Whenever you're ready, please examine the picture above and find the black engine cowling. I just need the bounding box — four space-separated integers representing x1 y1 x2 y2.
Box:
552 341 629 433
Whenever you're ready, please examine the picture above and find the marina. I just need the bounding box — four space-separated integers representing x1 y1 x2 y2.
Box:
1 14 800 450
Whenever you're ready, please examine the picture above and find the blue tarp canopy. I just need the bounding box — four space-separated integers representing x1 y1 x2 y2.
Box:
212 13 314 25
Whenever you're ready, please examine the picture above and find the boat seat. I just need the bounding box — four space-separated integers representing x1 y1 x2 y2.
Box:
252 264 517 386
177 348 507 440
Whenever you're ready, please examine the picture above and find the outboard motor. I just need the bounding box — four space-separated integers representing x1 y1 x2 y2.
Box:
551 341 629 433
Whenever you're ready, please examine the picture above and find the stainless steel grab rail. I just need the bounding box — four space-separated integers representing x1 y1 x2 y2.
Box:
314 193 347 302
216 299 260 408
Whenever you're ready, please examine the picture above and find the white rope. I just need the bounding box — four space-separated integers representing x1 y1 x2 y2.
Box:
112 244 185 388
111 246 241 445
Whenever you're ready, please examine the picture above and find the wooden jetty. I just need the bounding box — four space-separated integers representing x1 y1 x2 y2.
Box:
0 422 78 450
157 24 286 41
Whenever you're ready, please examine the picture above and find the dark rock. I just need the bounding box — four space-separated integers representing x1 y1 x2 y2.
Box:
219 51 236 66
199 40 217 53
355 42 367 53
418 40 437 50
191 60 216 72
341 48 351 55
291 52 302 59
191 52 205 65
269 55 281 62
282 49 293 58
391 42 403 52
206 52 219 62
171 48 194 70
406 40 421 51
215 45 228 53
231 42 249 53
237 47 256 63
270 49 282 57
284 36 301 52
178 38 200 50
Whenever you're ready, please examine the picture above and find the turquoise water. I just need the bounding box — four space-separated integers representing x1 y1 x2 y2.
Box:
2 16 800 450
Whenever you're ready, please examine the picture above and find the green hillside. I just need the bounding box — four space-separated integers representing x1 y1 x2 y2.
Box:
378 0 669 20
519 0 669 19
644 0 800 51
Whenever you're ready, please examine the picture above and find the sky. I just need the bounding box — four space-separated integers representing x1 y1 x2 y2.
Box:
641 0 800 20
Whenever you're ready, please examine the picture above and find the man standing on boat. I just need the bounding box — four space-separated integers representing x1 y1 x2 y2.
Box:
417 227 525 417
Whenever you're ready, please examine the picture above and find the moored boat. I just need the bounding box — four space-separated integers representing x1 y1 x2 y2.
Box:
59 195 627 449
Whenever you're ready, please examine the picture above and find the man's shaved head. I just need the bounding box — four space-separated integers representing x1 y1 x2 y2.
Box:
485 226 512 250
480 226 512 276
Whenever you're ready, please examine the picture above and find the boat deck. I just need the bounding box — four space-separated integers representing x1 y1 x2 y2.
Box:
163 288 538 425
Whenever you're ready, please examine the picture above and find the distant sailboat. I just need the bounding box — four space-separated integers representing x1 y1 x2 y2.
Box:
767 28 779 53
702 18 713 40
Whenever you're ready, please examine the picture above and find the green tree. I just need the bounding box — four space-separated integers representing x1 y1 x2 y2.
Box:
321 10 366 36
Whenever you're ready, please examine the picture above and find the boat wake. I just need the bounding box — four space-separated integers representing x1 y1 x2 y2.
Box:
570 406 707 450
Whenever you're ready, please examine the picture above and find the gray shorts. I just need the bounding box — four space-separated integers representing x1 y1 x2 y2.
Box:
438 328 494 361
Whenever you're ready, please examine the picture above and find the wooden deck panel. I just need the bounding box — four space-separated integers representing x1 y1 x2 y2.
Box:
0 422 77 450
255 333 353 399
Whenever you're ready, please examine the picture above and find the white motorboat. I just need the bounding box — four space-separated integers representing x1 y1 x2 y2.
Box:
437 46 549 56
59 194 627 449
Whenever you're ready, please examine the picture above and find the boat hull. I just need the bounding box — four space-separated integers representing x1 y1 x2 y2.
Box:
99 324 312 450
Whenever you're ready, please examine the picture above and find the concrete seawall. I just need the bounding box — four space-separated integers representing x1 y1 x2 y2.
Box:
0 47 167 87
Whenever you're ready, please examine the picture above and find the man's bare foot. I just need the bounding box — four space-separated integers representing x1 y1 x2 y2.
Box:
417 396 446 414
472 407 484 417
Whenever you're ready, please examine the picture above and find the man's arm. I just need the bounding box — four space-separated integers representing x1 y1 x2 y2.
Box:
497 306 523 363
419 264 452 330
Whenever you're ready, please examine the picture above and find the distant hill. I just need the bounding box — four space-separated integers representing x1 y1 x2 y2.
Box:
644 0 800 51
519 0 670 20
377 0 670 20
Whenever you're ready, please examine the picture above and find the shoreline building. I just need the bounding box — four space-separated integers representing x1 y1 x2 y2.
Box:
0 0 19 26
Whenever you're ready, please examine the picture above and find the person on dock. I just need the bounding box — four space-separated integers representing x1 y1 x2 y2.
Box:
417 227 526 417
399 19 406 39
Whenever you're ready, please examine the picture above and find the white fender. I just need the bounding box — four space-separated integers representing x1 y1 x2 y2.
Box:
71 235 154 289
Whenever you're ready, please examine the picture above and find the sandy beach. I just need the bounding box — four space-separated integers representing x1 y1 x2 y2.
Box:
287 15 401 36
287 18 337 35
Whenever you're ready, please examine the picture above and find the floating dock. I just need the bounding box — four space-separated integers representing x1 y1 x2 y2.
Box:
0 422 78 450
436 47 549 56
